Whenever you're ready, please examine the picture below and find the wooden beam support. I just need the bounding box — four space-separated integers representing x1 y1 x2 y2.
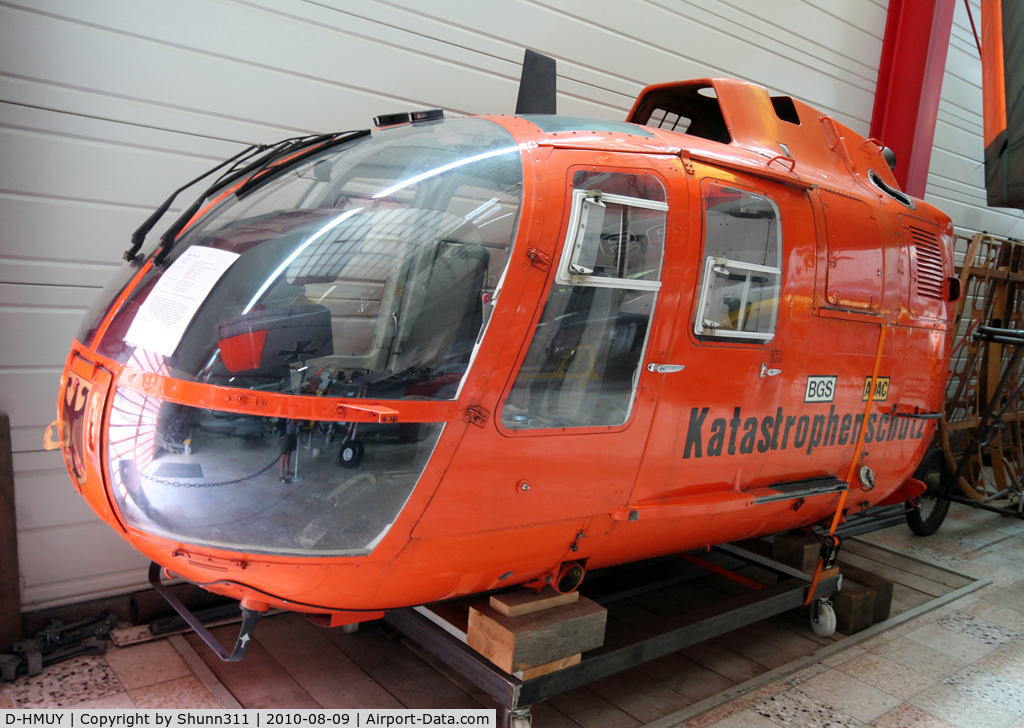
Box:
490 587 578 618
467 597 606 674
772 531 820 572
837 561 894 624
833 580 877 635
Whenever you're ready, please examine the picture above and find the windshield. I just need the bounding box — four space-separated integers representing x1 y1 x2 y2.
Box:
94 118 524 401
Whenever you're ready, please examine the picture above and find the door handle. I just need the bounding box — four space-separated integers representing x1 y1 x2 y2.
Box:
760 363 782 379
647 363 685 373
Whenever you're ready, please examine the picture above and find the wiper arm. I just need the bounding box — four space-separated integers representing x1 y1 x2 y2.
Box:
127 129 370 267
233 129 370 200
123 142 265 265
148 134 326 266
201 135 324 198
151 129 371 266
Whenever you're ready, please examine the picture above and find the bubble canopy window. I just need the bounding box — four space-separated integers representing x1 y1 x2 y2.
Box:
93 119 525 401
106 386 444 556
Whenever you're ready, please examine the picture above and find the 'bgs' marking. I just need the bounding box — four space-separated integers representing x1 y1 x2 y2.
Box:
805 376 836 403
863 377 890 401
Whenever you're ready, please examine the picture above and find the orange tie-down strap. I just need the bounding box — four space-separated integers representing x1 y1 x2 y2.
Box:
803 323 889 606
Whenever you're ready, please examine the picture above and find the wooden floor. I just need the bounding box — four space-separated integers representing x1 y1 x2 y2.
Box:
185 537 975 728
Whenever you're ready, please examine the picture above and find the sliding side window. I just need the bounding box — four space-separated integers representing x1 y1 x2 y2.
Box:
502 172 667 430
694 183 781 342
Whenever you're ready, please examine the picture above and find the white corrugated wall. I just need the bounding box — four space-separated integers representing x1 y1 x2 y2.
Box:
1 0 1018 610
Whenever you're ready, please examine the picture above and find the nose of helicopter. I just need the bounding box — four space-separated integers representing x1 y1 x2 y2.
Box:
100 379 446 557
56 115 525 570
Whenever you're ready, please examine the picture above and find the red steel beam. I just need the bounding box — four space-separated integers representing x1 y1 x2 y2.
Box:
870 0 957 198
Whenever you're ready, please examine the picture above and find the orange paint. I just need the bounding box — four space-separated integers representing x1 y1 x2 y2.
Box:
57 78 955 620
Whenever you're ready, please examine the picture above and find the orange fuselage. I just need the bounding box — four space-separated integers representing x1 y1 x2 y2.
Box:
57 78 955 617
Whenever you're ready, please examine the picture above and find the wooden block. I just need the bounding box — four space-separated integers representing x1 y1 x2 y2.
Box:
839 562 893 624
490 587 578 617
733 538 774 559
833 580 876 635
421 597 482 637
772 531 820 572
515 653 581 680
467 597 606 673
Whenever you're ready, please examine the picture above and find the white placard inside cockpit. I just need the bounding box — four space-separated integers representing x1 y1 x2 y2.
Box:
125 246 240 357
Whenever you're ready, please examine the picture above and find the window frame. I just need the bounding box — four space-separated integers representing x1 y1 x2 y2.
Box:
498 170 671 434
693 256 781 341
555 189 668 291
693 183 783 344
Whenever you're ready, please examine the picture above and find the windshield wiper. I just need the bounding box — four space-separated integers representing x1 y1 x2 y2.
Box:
125 129 370 267
149 129 370 266
123 142 267 265
233 129 370 200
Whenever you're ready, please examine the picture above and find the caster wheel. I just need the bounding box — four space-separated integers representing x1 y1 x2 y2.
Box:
339 440 364 468
906 448 952 536
342 622 359 634
811 599 836 637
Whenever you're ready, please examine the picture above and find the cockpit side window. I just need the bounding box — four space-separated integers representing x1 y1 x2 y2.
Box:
502 171 667 430
694 182 782 342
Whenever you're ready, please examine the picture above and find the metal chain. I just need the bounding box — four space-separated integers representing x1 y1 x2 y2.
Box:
141 454 283 488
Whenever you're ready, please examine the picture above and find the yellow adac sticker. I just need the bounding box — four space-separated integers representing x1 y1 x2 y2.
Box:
862 376 890 401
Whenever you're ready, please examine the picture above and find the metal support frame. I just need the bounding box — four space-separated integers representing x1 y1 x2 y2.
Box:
832 503 911 537
937 491 1024 518
0 415 21 654
384 546 841 725
870 0 957 197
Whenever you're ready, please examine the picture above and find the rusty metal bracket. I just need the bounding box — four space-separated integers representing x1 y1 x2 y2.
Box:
465 404 490 428
526 248 550 271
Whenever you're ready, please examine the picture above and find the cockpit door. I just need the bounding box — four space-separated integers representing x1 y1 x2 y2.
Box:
411 153 688 538
494 162 685 524
628 170 805 504
501 170 671 431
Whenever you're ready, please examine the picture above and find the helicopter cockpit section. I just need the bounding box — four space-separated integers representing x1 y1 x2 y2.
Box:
84 117 522 399
77 117 524 556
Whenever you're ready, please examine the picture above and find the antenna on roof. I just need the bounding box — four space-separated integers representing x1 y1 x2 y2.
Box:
515 49 557 115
